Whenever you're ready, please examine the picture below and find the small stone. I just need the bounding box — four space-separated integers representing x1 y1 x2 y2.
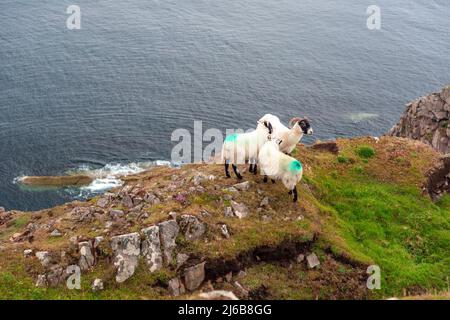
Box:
35 251 51 268
50 229 62 237
220 224 230 239
46 265 64 287
296 215 304 221
224 207 234 218
259 197 269 207
226 187 238 193
94 236 104 248
91 279 104 292
109 209 124 220
96 198 109 208
179 215 206 241
168 277 185 296
231 201 249 219
225 272 232 282
168 211 177 220
184 262 206 291
35 275 47 287
122 195 134 208
233 181 251 191
306 253 320 269
237 270 246 278
234 281 249 298
24 249 33 257
176 253 189 269
296 254 305 263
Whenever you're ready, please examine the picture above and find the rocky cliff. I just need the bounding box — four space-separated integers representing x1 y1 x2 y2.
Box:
387 85 450 154
0 137 449 300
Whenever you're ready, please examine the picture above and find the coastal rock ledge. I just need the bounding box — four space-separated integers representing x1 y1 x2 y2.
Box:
387 85 450 154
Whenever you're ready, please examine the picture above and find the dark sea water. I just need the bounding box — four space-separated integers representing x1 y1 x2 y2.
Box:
1 0 449 211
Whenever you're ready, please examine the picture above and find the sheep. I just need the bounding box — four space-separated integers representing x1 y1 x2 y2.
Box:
258 139 303 202
258 114 313 155
222 120 273 179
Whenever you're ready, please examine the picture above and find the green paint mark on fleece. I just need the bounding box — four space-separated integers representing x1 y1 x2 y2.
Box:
289 160 302 172
225 133 239 143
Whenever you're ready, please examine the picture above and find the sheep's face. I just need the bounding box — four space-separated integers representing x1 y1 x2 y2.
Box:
298 119 313 135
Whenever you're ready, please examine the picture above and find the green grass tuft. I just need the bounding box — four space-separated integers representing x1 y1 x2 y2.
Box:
356 146 376 159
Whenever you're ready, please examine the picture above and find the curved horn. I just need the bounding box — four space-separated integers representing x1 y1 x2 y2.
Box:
288 117 303 128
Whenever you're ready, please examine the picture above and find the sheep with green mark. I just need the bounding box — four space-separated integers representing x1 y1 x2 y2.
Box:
222 120 273 179
258 139 304 202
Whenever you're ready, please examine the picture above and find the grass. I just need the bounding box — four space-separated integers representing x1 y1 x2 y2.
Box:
310 172 450 297
356 146 376 159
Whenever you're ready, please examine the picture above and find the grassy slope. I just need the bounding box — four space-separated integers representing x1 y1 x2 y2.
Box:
0 137 448 299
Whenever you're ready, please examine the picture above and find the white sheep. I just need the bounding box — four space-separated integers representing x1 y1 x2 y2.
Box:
258 114 313 154
221 120 273 179
258 139 304 202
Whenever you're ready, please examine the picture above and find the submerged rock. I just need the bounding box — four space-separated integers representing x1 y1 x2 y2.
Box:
20 175 93 187
110 233 141 283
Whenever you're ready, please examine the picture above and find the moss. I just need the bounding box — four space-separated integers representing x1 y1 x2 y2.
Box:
337 155 349 164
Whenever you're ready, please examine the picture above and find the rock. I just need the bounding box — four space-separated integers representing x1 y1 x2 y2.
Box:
220 224 230 239
122 195 134 209
198 290 239 300
35 251 51 268
237 270 246 278
50 229 62 237
109 209 124 220
192 173 205 186
387 85 450 154
110 233 141 283
311 141 339 154
168 277 185 296
233 181 251 191
176 253 189 269
158 220 179 265
226 187 238 193
141 226 163 272
225 272 232 283
96 198 109 208
179 215 206 241
184 262 206 291
78 241 95 271
231 201 249 219
20 175 93 187
259 197 269 207
144 193 160 205
46 265 65 287
24 249 33 257
224 207 234 218
92 279 104 292
35 275 47 287
168 211 177 220
296 254 305 263
234 281 249 298
94 236 104 248
425 154 450 201
306 253 320 268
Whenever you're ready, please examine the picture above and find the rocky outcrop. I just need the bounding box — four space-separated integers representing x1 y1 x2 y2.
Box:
424 154 450 201
19 175 93 187
387 85 450 154
110 233 141 283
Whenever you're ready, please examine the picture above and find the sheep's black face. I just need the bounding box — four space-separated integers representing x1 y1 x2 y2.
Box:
299 119 313 135
263 121 273 135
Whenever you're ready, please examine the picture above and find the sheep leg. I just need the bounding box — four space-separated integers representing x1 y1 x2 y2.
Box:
249 164 254 173
232 164 243 180
263 175 268 183
271 179 276 184
252 164 258 175
292 186 298 202
224 163 231 178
